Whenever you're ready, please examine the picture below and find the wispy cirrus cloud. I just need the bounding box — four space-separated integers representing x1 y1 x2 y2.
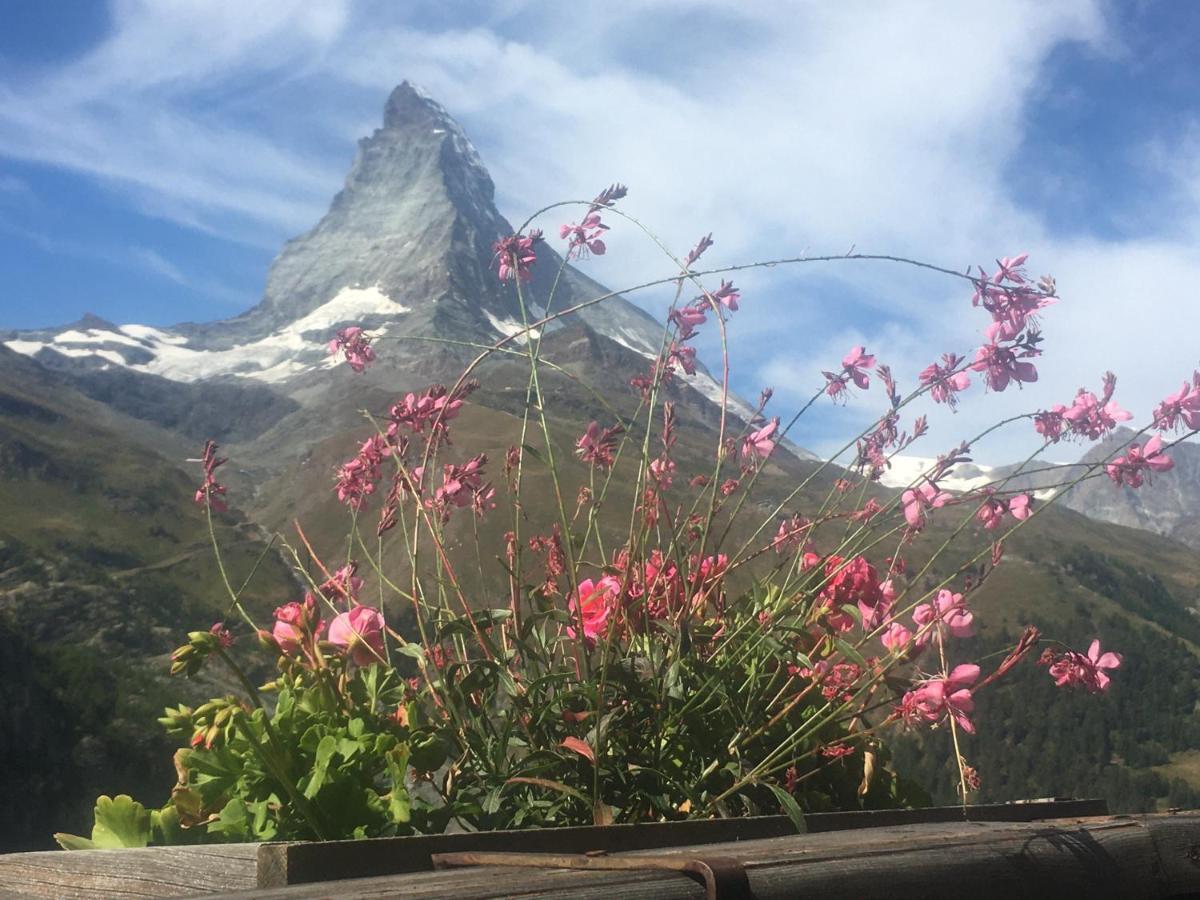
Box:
2 1 1199 457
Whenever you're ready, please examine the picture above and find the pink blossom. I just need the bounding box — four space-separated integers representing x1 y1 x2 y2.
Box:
1045 640 1121 693
494 233 538 282
209 622 234 648
881 620 913 653
1033 406 1067 442
1106 434 1174 489
975 492 1032 529
772 514 810 555
919 354 971 409
841 346 876 390
389 382 476 445
709 280 740 311
1152 374 1200 432
327 326 376 373
335 434 391 511
272 599 322 657
669 303 707 340
194 439 228 513
427 454 490 523
319 563 364 606
568 575 621 647
971 342 1038 392
576 421 625 469
1061 376 1132 440
667 342 697 375
913 589 974 645
899 664 980 733
901 481 951 529
560 212 609 259
741 417 779 462
682 233 714 271
328 605 386 666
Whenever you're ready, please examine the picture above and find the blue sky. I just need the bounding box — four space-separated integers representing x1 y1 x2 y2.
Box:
1 1 1198 458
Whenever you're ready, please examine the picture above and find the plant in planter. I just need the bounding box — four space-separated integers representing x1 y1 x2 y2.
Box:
57 186 1198 847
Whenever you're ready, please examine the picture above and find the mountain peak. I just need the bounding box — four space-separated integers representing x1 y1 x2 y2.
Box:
383 81 448 130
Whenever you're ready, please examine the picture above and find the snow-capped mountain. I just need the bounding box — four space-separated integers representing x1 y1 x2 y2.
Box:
2 83 779 466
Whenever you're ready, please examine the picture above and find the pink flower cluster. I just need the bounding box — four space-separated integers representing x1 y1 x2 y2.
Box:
1041 640 1121 693
1106 435 1173 489
193 439 228 513
919 353 972 409
1035 373 1131 443
1153 372 1200 432
560 213 608 259
328 326 376 373
427 453 495 523
824 346 876 402
901 481 950 529
900 664 980 733
567 575 621 648
493 233 540 282
975 492 1031 529
335 434 391 511
971 254 1055 343
576 421 625 469
816 555 895 631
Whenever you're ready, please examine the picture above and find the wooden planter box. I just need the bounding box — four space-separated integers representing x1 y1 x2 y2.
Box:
5 800 1200 898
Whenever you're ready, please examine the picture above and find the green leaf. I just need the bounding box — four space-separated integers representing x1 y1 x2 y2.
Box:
304 734 338 799
385 744 411 824
521 443 545 465
90 795 152 849
395 643 426 663
766 784 809 834
53 832 95 851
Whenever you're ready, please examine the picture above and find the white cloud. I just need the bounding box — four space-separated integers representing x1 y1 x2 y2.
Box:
3 0 1199 460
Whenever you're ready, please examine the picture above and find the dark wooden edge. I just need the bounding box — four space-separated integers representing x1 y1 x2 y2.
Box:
255 797 1110 887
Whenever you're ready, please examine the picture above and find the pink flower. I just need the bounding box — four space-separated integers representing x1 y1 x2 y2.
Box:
1045 640 1121 693
741 417 779 462
1152 374 1200 432
842 346 876 390
772 515 810 555
1033 406 1067 442
899 664 980 733
1106 434 1173 489
919 354 971 409
901 481 951 529
568 575 621 647
913 589 974 645
1061 376 1132 440
975 492 1032 530
194 439 228 513
328 605 386 666
272 599 322 657
335 434 391 511
328 326 376 373
709 280 740 311
494 233 538 282
669 303 707 340
209 622 234 648
682 233 714 271
560 213 609 259
576 421 625 469
881 621 913 653
971 342 1038 392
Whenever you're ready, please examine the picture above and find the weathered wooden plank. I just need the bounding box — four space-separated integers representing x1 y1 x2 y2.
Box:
254 798 1109 887
0 844 259 899
1142 813 1200 894
203 815 1200 900
0 799 1119 897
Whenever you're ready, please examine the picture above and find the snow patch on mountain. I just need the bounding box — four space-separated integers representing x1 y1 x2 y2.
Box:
4 285 409 384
